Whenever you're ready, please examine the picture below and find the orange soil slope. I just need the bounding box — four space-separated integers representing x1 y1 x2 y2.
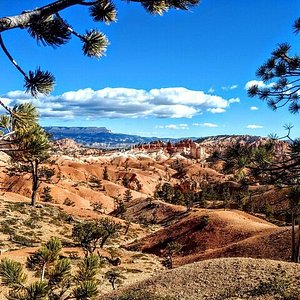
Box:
126 209 289 266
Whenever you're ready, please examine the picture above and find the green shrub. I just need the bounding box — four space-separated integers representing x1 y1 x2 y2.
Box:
197 215 209 230
91 202 103 212
40 186 53 202
0 223 15 235
23 217 38 229
11 234 38 247
63 197 75 206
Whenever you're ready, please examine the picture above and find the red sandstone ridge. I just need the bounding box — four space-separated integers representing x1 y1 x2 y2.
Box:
52 138 82 151
132 135 288 161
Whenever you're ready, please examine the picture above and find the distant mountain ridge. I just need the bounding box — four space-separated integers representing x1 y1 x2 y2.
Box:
45 127 277 150
45 126 111 134
196 134 262 143
44 126 185 148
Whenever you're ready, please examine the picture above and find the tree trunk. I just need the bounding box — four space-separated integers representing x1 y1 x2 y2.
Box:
295 223 300 263
41 263 46 281
169 255 173 269
124 223 130 235
100 235 108 248
31 160 40 207
292 211 296 262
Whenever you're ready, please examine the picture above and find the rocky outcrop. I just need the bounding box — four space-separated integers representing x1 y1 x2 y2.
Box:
0 151 10 166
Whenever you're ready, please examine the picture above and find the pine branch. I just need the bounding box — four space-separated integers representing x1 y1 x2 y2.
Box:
0 0 83 32
0 99 13 115
24 68 55 97
0 131 15 141
89 0 117 24
82 30 109 58
0 258 27 288
0 34 27 77
27 14 71 47
55 13 85 40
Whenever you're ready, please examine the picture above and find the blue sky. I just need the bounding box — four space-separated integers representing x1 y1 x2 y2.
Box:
1 0 300 138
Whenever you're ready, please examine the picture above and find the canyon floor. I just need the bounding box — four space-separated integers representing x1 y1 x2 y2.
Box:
0 143 297 299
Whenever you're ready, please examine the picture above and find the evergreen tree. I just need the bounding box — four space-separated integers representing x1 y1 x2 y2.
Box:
163 241 182 269
224 73 300 264
123 189 133 202
105 269 123 290
98 217 122 248
11 124 51 206
1 103 52 206
172 188 185 205
72 218 122 255
41 186 54 202
26 237 62 281
211 12 300 259
159 183 174 203
183 191 194 211
103 165 109 181
247 18 300 114
113 196 126 217
0 237 101 300
222 187 231 210
72 220 104 256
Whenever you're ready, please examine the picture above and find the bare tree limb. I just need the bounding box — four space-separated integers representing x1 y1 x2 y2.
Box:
0 0 83 32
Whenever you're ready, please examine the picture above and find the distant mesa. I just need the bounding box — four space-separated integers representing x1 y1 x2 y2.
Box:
44 126 184 149
45 126 112 134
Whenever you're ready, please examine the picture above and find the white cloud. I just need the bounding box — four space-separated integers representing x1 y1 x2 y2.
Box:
229 98 240 104
208 87 215 93
165 124 189 130
2 87 239 119
151 104 197 118
193 122 218 128
207 108 226 114
222 84 238 91
246 124 263 129
245 80 275 90
250 106 259 111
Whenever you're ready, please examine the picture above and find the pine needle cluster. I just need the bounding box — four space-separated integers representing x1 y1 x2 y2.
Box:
0 237 101 300
248 18 300 113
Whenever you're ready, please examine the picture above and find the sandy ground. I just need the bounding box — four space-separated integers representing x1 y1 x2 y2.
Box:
103 257 300 300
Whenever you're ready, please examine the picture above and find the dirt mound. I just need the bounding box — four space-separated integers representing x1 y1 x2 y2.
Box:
177 226 291 265
103 257 300 300
123 198 187 225
184 163 226 182
126 209 282 265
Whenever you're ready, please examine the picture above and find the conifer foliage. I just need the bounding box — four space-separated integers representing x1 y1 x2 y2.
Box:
247 18 300 113
0 237 101 300
222 128 300 262
0 0 200 97
227 15 300 259
72 218 122 256
0 102 52 206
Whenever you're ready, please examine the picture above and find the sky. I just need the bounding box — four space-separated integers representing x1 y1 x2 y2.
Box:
0 0 300 138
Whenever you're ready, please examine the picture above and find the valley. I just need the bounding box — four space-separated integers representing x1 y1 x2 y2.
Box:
0 135 297 299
